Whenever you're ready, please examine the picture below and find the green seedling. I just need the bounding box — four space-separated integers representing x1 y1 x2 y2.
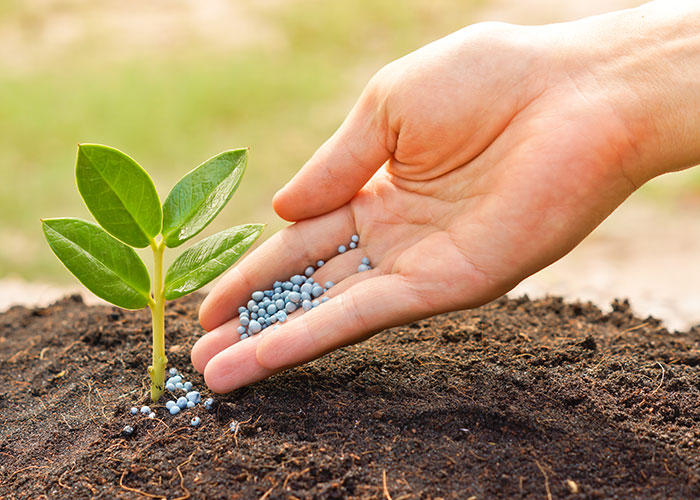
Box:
42 144 264 402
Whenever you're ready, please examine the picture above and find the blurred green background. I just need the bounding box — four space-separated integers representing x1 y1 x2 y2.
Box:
0 0 484 282
0 0 695 285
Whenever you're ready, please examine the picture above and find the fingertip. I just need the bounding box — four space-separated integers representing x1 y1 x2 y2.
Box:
271 187 297 222
203 365 230 394
190 336 208 374
190 320 239 373
203 352 236 394
197 294 217 332
203 336 275 393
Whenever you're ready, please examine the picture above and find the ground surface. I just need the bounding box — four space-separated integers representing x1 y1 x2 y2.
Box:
1 293 698 499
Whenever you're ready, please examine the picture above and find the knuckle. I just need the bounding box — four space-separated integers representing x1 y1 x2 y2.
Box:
365 60 402 108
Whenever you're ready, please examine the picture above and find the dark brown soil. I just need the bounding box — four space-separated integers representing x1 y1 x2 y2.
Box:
0 293 699 499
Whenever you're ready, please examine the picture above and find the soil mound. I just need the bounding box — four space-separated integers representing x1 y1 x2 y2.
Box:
1 294 698 498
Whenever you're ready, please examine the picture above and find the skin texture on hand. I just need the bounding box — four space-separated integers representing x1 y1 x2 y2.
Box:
193 1 700 393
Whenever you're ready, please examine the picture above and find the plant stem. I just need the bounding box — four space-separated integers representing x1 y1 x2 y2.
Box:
148 239 167 402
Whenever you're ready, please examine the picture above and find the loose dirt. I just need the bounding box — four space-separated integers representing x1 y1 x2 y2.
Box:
1 293 698 498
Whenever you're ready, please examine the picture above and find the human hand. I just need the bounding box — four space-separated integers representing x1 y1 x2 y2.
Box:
192 1 700 392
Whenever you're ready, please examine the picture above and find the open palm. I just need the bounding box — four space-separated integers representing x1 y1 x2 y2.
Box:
192 18 669 392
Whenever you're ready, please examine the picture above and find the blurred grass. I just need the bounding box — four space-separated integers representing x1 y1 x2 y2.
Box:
0 0 482 282
0 0 696 284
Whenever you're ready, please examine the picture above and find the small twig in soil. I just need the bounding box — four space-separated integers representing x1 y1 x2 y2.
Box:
282 467 310 489
535 460 552 500
139 377 150 401
7 348 30 363
80 476 98 495
172 451 195 500
3 465 50 485
119 469 166 499
258 479 277 500
105 441 129 456
590 353 609 371
230 416 254 447
58 466 75 490
131 426 189 461
620 321 650 335
60 414 77 431
61 340 81 354
663 460 676 476
382 469 393 500
650 362 665 395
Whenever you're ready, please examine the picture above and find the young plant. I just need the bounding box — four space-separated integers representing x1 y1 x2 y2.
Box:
41 144 264 402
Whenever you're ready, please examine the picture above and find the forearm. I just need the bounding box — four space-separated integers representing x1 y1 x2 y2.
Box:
553 0 700 184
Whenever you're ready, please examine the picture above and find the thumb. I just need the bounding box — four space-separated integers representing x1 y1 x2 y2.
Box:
273 83 392 221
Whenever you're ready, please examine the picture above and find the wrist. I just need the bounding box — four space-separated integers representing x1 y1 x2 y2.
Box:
552 0 700 184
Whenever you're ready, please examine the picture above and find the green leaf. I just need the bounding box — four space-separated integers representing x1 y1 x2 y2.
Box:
76 144 162 248
164 224 264 300
162 149 248 248
41 218 151 309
